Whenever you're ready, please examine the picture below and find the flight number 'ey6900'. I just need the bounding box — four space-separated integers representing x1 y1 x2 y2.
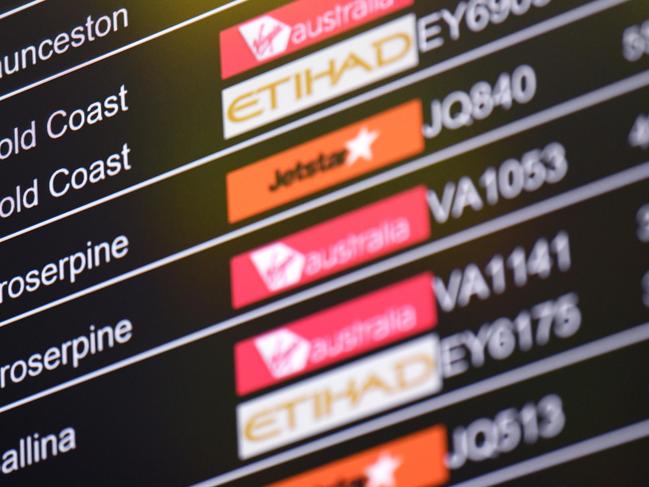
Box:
418 0 552 53
424 65 536 139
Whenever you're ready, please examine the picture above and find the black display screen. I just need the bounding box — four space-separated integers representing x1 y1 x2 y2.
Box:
0 0 648 485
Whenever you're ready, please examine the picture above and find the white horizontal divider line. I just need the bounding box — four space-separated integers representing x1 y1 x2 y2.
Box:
193 321 649 486
0 0 627 246
0 157 648 418
0 0 249 103
0 64 648 332
0 0 45 20
449 418 649 487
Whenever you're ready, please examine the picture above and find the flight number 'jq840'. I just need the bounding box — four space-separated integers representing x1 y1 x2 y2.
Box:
423 65 537 139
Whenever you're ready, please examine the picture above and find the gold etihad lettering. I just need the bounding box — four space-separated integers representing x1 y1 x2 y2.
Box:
243 352 434 442
227 31 412 123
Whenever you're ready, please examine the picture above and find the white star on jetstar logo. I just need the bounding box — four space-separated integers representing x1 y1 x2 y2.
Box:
345 127 379 165
365 453 401 487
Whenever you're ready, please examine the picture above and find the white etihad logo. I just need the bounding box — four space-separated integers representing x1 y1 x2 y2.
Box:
238 15 291 61
236 335 442 458
254 328 311 379
250 242 305 291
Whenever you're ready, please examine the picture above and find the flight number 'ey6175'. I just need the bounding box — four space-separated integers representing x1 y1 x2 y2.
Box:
440 293 581 379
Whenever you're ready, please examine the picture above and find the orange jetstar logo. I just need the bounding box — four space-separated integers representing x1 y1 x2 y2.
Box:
270 425 449 487
226 99 423 223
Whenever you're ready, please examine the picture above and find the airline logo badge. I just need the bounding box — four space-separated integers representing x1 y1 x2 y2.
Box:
238 15 292 63
229 186 431 309
222 14 418 138
226 99 424 223
236 335 442 458
269 425 449 487
235 273 436 395
219 0 414 79
253 328 311 380
249 243 306 291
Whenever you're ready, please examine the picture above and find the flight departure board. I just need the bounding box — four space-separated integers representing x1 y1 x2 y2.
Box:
0 0 648 485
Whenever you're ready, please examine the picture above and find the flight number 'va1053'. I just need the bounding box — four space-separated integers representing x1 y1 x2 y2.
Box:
427 142 568 224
